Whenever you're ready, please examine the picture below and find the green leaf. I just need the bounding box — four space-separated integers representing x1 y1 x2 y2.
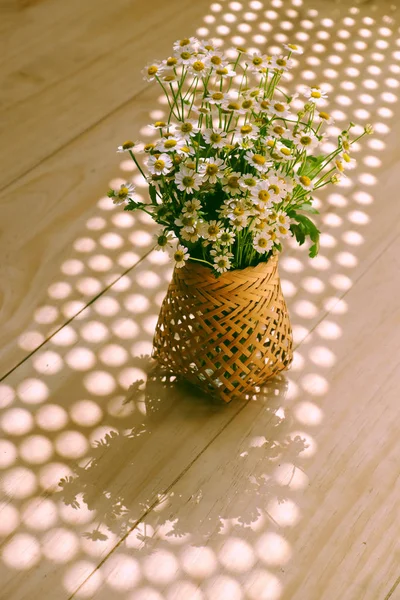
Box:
290 211 320 257
290 223 306 246
149 184 157 204
297 202 319 214
299 154 325 178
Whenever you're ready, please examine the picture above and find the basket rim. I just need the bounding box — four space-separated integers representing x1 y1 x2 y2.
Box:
176 253 279 280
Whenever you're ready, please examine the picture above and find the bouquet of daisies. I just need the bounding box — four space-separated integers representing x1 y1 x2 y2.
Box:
109 36 372 275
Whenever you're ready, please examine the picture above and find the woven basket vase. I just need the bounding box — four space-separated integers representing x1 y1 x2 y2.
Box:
152 255 293 403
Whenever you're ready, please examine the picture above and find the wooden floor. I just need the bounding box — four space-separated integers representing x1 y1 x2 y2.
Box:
1 0 400 598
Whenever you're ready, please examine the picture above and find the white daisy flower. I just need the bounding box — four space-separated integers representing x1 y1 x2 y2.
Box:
188 59 210 75
221 98 247 115
239 175 259 190
283 43 303 55
269 55 294 72
202 49 225 67
250 181 274 208
142 62 164 81
246 51 268 72
175 49 197 65
148 121 169 130
269 101 291 118
110 182 135 205
156 136 186 153
222 172 243 196
253 233 273 254
200 220 223 241
175 167 202 194
274 211 291 229
117 140 140 153
275 223 292 239
295 174 314 191
173 244 190 268
338 152 357 170
203 128 227 149
214 66 237 78
235 123 260 142
267 175 289 199
256 97 271 113
291 130 320 152
206 90 229 105
147 153 173 175
268 123 289 139
183 198 202 215
225 200 251 221
230 215 249 230
317 111 335 125
172 120 199 139
163 56 179 68
197 39 218 53
174 213 197 231
213 254 232 273
173 37 199 52
181 223 201 243
199 157 226 183
244 151 272 173
272 141 293 161
155 232 174 252
303 86 329 104
162 71 179 84
175 143 195 156
218 229 236 246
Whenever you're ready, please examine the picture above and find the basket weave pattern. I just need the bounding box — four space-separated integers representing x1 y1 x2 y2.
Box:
152 255 293 402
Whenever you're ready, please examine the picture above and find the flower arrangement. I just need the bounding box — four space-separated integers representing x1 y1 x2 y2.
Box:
109 36 373 275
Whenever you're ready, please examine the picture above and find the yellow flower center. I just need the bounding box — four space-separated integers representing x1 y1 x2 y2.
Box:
259 100 270 110
193 61 206 72
174 250 185 261
300 135 312 146
217 258 226 268
257 237 268 248
220 232 231 243
148 66 158 75
210 133 222 143
280 147 291 156
236 46 247 53
208 225 219 235
228 177 240 189
186 161 196 170
182 216 195 226
180 51 192 60
211 55 222 65
118 186 129 197
311 90 322 98
166 57 178 66
343 152 351 163
163 75 176 82
319 111 330 120
164 139 177 148
269 184 280 194
258 190 270 201
122 140 134 149
243 177 256 186
252 57 263 65
274 103 286 112
279 226 289 234
181 122 193 133
242 99 253 109
241 124 253 135
299 175 311 186
267 140 275 148
269 230 277 241
252 154 266 165
144 143 155 152
342 140 350 151
182 176 195 187
154 159 166 170
216 67 228 75
256 221 267 230
276 58 287 67
233 206 244 215
227 102 241 110
335 159 344 172
212 92 224 100
154 121 166 127
180 38 191 46
173 155 182 165
287 44 299 50
273 126 285 135
206 164 219 175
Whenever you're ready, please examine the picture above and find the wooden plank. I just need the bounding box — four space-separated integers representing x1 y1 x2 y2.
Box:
0 0 210 190
63 234 400 600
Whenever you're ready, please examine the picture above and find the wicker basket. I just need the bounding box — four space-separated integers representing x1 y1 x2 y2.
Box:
152 255 293 402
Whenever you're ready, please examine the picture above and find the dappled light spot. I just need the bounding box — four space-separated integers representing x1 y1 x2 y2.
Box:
180 545 217 578
112 212 135 228
205 575 243 600
112 318 139 339
348 210 370 225
118 251 140 268
290 352 305 372
308 346 336 368
0 439 17 468
86 216 106 231
129 589 164 600
2 533 41 570
63 560 102 596
294 401 324 426
89 425 118 446
20 435 53 464
280 256 303 273
102 554 141 590
255 532 291 566
93 297 120 317
88 254 113 272
66 347 96 371
0 502 19 536
99 344 128 367
316 320 342 340
62 300 86 319
267 498 300 527
42 528 80 563
51 325 78 346
70 400 103 427
18 330 45 352
244 570 282 600
323 296 348 315
273 462 309 490
119 159 136 172
34 305 59 325
310 255 330 271
218 537 255 573
39 462 72 490
129 230 153 247
327 193 347 208
76 277 103 296
335 252 358 268
289 431 316 457
33 350 63 374
1 466 37 498
353 190 373 205
302 276 324 294
124 293 150 314
0 383 15 408
74 237 97 253
1 408 34 436
143 549 179 585
293 299 318 319
131 340 153 357
55 431 89 459
100 232 124 249
107 395 135 418
301 373 328 396
80 321 109 343
320 233 336 248
292 325 309 346
48 281 72 300
323 212 342 227
62 259 85 276
36 404 68 431
280 279 297 298
118 367 147 391
22 497 57 531
167 582 204 600
59 494 93 525
84 371 116 396
342 230 364 246
142 315 159 335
